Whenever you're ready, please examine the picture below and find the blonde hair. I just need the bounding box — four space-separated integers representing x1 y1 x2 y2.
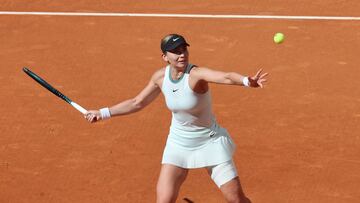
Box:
161 34 177 53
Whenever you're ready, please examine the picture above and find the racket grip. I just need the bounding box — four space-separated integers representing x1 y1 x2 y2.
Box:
70 102 87 114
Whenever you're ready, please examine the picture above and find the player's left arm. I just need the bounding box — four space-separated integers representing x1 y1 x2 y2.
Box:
192 67 268 88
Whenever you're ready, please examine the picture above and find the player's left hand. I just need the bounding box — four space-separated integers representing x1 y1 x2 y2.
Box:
249 69 268 88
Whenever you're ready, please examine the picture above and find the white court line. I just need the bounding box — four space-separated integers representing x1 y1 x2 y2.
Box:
1 11 360 21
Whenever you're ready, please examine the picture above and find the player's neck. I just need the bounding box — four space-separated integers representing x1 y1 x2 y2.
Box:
170 66 186 80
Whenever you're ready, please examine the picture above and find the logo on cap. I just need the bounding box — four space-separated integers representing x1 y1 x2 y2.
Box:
161 34 190 53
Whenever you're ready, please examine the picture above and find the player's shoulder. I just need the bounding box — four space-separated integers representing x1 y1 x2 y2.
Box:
150 67 166 83
152 67 166 78
190 65 210 71
189 66 209 76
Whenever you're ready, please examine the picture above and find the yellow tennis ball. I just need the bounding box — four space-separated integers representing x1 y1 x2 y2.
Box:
274 33 285 44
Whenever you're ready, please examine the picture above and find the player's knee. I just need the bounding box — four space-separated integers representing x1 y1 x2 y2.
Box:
156 185 177 203
226 196 240 203
156 192 177 203
226 196 251 203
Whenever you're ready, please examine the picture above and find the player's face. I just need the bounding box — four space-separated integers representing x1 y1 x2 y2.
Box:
162 45 189 69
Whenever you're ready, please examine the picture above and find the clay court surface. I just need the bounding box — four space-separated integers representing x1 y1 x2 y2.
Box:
1 1 360 202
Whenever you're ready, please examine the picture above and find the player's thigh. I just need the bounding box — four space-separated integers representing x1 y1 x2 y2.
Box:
206 160 250 203
156 164 189 195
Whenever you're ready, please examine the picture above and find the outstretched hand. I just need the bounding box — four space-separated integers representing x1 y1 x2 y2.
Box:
84 110 101 123
248 69 268 88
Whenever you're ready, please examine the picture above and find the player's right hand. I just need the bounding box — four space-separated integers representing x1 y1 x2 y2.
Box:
84 110 101 123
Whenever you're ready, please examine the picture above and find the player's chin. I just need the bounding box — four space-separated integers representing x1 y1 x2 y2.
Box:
177 61 188 68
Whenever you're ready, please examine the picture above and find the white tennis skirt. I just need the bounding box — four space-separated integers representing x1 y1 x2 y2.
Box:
162 123 236 168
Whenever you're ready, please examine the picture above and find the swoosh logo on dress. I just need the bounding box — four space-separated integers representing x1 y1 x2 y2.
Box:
172 89 179 92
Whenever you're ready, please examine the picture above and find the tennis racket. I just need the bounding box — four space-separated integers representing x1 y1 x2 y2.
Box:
23 67 87 114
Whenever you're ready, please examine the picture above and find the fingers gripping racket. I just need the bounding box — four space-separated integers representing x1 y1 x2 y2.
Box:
23 67 87 114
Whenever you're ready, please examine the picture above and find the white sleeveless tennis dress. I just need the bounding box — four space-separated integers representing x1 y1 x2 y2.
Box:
161 64 236 169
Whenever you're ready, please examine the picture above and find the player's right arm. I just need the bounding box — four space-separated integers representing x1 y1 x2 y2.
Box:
85 69 164 123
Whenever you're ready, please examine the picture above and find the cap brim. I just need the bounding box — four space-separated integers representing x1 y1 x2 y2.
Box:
165 42 190 52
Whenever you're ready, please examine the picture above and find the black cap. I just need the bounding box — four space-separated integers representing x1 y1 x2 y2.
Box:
161 34 190 53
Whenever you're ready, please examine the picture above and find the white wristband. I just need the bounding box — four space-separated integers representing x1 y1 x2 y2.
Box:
242 77 250 87
100 107 111 120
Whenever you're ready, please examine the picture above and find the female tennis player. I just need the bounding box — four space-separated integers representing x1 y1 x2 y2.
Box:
85 34 268 203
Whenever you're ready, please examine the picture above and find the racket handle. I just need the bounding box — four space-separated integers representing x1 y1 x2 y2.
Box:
70 102 87 114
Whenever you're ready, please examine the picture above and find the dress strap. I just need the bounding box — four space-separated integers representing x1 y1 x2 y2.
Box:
185 63 196 74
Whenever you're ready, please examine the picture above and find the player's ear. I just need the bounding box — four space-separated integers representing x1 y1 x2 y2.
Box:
162 52 169 63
